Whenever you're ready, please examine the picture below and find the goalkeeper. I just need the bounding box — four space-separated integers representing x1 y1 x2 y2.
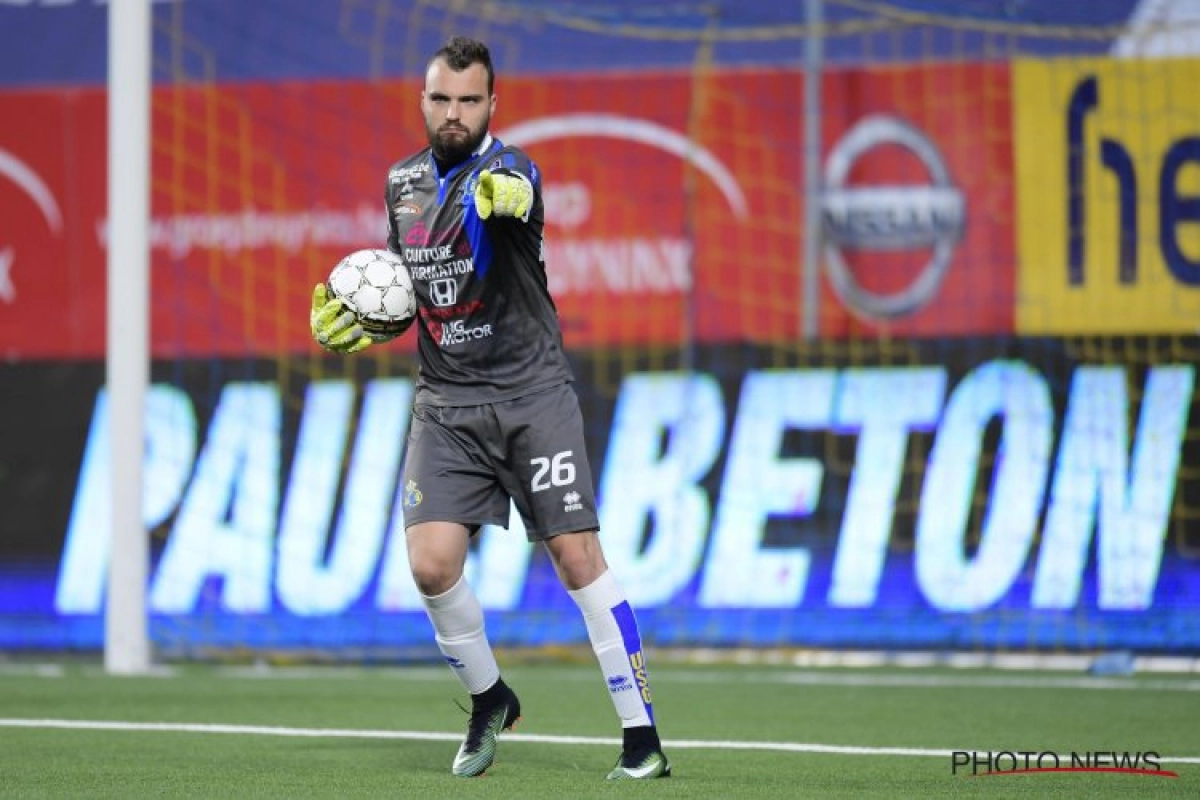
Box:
310 36 670 781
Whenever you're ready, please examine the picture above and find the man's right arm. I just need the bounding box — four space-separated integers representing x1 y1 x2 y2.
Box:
310 283 372 354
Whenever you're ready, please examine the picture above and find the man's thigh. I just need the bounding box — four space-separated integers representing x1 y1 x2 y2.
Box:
401 403 510 530
493 385 600 540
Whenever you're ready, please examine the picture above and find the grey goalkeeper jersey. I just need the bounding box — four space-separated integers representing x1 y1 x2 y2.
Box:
385 136 574 406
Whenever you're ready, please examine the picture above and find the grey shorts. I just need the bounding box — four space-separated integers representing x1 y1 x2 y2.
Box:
401 383 600 541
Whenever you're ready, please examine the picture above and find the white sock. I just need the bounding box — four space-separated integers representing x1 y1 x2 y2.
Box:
421 577 499 695
568 570 655 728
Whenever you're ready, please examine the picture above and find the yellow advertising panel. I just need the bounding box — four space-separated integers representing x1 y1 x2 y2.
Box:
1015 58 1200 334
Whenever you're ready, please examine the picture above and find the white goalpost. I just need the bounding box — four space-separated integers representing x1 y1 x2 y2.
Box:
105 0 152 674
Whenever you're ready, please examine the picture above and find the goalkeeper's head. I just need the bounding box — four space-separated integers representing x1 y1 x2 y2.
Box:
422 36 497 166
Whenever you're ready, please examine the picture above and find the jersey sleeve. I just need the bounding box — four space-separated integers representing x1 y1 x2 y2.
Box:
385 174 402 253
463 146 544 275
481 148 541 195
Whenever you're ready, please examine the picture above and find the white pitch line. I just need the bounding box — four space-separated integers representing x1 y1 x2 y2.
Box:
770 673 1200 692
642 670 1200 692
1 719 1198 764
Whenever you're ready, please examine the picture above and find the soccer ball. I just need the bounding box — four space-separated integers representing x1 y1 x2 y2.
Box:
326 249 417 338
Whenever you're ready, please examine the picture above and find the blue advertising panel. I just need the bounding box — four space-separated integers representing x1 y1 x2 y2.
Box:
2 339 1196 654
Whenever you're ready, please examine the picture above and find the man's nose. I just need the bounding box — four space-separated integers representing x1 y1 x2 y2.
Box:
445 100 461 119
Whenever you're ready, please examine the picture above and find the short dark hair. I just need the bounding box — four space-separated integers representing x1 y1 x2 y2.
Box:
430 36 495 95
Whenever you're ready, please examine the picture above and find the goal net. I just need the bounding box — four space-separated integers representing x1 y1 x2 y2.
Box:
0 0 1196 660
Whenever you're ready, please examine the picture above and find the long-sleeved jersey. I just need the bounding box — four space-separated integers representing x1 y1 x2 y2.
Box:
385 136 574 406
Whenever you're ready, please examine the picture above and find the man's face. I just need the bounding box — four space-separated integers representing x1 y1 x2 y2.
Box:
422 59 494 164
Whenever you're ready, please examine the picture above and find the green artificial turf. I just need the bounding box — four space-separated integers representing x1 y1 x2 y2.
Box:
0 661 1196 798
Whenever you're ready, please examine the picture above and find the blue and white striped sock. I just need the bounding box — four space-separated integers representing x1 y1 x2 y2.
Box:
569 570 655 728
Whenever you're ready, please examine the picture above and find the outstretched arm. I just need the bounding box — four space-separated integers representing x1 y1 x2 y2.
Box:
474 169 534 222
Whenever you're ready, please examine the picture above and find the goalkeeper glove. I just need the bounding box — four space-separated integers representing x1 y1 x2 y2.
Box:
474 169 533 222
310 283 372 354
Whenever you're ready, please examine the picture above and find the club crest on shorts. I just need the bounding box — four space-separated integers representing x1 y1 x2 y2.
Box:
404 479 423 508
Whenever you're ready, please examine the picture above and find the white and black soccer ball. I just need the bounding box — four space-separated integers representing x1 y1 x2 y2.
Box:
326 249 417 338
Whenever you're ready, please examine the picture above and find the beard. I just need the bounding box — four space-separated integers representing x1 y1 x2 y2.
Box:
426 115 489 165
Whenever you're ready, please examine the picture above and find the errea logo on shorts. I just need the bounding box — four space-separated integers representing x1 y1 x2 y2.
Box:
562 491 583 513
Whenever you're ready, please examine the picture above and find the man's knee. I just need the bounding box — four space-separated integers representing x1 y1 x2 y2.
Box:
410 560 462 597
407 522 470 596
546 529 607 590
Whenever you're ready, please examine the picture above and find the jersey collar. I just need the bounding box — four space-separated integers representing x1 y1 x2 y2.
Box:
431 134 500 182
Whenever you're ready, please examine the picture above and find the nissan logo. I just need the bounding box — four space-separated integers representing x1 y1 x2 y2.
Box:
821 115 965 320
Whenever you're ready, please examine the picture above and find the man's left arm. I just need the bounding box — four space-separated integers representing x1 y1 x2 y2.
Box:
474 168 534 222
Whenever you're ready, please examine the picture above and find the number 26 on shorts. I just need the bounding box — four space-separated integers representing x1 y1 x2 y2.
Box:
530 450 575 492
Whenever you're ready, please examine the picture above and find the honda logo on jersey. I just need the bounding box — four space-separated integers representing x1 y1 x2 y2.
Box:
429 278 457 307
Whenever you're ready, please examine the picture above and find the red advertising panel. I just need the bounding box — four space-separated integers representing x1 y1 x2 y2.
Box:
0 91 102 359
0 65 1013 359
815 65 1015 337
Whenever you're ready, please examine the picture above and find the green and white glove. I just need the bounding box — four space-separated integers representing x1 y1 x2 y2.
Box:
474 169 533 222
310 283 372 354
